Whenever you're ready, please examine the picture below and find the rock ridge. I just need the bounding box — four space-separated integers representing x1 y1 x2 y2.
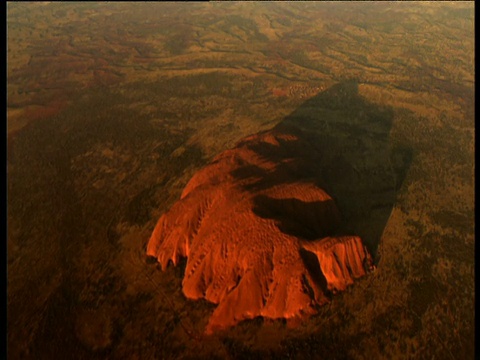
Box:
147 125 374 333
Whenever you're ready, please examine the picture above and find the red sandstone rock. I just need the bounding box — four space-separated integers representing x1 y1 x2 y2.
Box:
147 125 374 333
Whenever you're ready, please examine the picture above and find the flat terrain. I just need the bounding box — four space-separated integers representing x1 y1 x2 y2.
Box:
7 2 474 359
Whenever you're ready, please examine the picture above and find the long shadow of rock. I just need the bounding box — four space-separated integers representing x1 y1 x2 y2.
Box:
231 81 413 261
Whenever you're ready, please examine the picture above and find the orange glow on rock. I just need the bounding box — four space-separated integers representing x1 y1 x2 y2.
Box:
147 124 374 333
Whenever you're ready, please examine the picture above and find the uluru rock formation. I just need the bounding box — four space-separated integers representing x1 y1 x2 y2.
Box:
147 124 374 333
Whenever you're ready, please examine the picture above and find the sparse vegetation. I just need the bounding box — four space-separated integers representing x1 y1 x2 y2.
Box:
7 2 474 359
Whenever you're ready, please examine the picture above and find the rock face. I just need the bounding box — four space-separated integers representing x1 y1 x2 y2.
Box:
147 124 374 333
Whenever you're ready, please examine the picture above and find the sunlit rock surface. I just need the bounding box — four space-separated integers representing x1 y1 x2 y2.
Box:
147 125 374 333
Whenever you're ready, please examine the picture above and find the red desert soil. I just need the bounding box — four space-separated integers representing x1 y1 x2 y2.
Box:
147 124 374 333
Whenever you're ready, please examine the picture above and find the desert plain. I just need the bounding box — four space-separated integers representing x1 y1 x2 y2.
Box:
7 2 474 359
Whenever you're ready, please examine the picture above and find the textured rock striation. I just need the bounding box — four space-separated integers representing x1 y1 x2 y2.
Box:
147 124 374 333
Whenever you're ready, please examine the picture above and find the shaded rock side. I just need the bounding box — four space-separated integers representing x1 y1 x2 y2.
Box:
146 125 374 333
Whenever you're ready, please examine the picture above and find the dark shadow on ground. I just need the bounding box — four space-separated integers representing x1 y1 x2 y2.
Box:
231 81 413 261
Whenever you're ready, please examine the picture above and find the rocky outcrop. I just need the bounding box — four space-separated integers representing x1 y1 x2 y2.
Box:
147 125 374 333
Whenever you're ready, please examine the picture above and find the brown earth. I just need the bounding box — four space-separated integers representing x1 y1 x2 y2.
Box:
7 2 474 359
